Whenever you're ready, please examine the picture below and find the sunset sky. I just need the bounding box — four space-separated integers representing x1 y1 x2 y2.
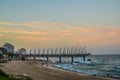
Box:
0 0 120 54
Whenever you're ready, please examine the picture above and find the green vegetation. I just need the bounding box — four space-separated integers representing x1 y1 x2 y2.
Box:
0 69 17 80
0 60 8 63
0 69 32 80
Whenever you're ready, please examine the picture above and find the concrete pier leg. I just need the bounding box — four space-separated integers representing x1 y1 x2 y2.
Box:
71 57 74 64
83 56 86 61
47 57 49 61
34 57 36 60
59 57 61 63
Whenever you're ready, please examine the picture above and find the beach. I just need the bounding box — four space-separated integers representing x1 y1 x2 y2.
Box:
0 61 118 80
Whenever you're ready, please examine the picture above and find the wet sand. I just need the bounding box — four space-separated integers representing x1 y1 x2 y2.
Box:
0 61 117 80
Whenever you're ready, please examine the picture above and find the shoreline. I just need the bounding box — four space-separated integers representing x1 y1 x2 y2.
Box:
0 60 119 80
46 63 119 80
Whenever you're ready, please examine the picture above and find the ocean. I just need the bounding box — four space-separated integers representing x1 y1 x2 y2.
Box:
53 55 120 79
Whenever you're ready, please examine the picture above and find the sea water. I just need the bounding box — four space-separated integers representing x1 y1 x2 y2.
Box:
53 55 120 79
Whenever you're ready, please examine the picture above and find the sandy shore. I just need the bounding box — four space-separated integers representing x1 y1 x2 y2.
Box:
0 61 118 80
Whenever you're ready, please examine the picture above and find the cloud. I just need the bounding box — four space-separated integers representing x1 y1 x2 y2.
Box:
14 36 54 41
0 21 120 47
0 21 119 28
70 27 120 46
20 21 68 27
0 29 51 35
0 22 18 25
0 34 4 37
0 21 70 28
56 27 100 38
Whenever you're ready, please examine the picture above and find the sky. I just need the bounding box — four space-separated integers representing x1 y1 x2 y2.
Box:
0 0 120 54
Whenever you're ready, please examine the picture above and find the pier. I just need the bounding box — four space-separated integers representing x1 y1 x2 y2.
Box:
24 47 90 63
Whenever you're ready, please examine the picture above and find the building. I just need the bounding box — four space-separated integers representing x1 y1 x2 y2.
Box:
3 43 14 53
18 48 26 54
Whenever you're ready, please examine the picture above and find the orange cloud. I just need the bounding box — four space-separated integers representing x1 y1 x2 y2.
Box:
0 21 70 28
58 30 76 36
0 21 120 47
0 29 51 35
0 34 4 37
70 27 99 32
72 27 120 46
56 27 100 39
0 22 18 25
53 27 120 46
13 36 54 41
20 21 68 27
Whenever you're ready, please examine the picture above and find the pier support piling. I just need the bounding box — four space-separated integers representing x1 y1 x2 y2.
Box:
83 56 86 61
71 57 74 64
47 57 49 61
34 56 36 60
59 57 62 63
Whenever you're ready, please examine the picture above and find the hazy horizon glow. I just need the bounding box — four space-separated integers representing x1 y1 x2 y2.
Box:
0 0 120 54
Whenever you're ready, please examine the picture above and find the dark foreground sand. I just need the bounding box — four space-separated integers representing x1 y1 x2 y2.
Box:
0 61 117 80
